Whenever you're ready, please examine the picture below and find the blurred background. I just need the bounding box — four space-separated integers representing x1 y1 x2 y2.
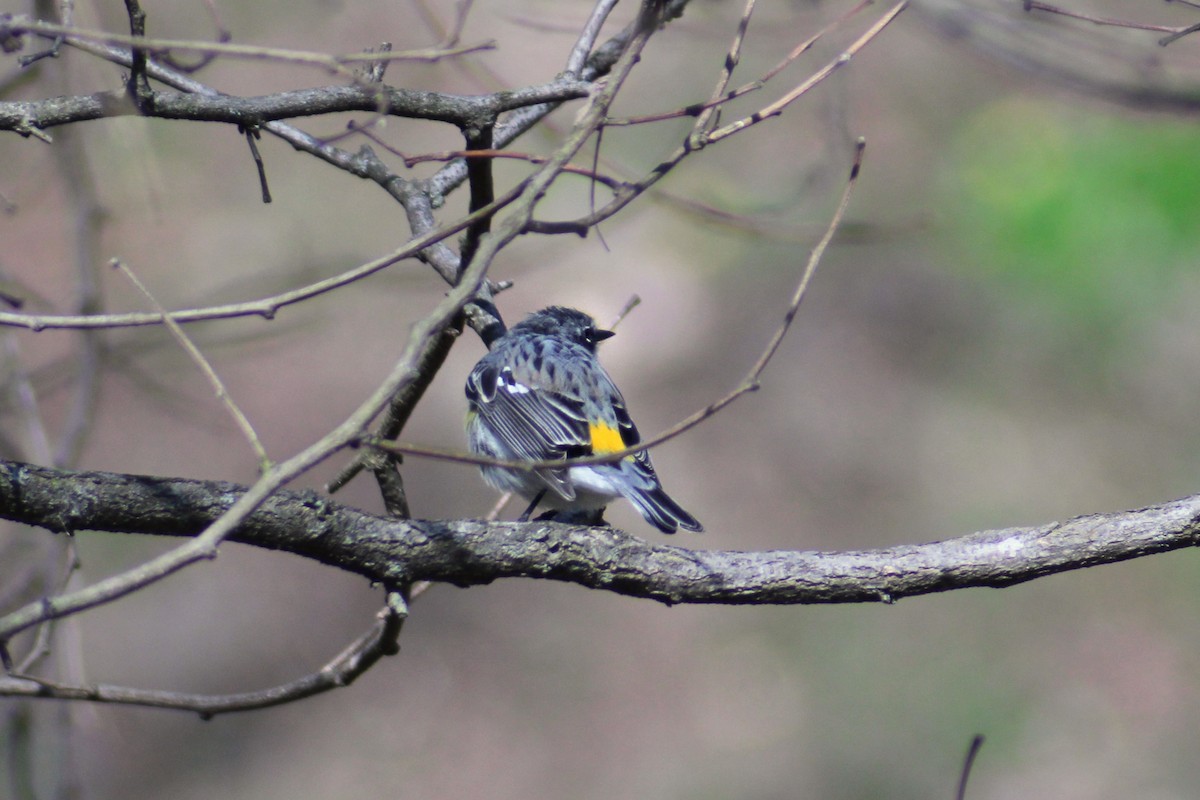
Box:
4 0 1200 797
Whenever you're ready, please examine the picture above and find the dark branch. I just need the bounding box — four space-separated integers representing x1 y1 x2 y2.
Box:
1 459 1198 607
0 82 591 134
426 0 696 200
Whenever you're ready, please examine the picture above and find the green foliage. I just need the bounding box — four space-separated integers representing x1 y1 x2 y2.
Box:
946 98 1200 328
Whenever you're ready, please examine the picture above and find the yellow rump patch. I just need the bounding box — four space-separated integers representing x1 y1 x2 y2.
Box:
588 421 625 454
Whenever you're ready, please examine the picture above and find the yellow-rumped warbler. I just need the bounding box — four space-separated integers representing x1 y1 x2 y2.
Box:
465 306 703 533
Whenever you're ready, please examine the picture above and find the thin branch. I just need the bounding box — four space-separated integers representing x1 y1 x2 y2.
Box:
909 0 1200 110
956 735 986 800
445 0 476 47
607 295 641 330
111 258 270 471
403 150 625 191
1 601 405 717
371 460 412 518
243 126 272 203
527 8 894 238
0 187 522 331
13 544 79 675
694 0 757 134
702 2 908 146
8 24 513 291
20 31 501 340
1160 22 1200 45
606 0 874 127
155 0 230 73
3 16 495 79
1 334 52 464
1021 0 1181 34
2 34 487 298
565 0 621 77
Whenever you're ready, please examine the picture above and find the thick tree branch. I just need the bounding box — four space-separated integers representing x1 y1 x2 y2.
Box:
1 459 1198 606
0 81 591 134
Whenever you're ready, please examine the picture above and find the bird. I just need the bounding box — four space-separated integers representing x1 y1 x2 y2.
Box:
465 306 703 533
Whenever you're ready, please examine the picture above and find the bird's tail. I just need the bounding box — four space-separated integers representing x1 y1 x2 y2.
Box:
628 487 704 533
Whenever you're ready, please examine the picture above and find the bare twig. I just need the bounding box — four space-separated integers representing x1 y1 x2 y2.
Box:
1 335 52 465
702 3 907 146
1019 1 1200 47
607 295 641 330
0 601 405 717
0 187 522 331
1160 22 1200 45
565 0 621 77
243 126 272 203
402 150 624 190
2 16 495 81
1021 0 1180 34
607 0 874 127
909 0 1200 109
14 0 74 67
111 258 271 471
13 544 79 675
695 0 757 133
156 0 230 73
955 735 986 800
527 7 894 238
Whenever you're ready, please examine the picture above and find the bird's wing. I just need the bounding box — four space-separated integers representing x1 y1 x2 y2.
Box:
466 361 592 499
594 373 659 481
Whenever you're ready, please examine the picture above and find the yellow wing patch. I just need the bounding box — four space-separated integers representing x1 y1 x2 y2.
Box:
588 421 626 454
